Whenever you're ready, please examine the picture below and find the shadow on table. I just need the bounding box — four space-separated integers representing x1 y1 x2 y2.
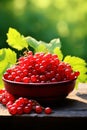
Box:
0 97 87 130
76 92 87 100
41 97 87 109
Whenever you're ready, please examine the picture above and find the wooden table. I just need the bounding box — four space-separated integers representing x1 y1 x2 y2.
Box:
0 83 87 129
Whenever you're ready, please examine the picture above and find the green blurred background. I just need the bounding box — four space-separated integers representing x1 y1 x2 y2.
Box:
0 0 87 61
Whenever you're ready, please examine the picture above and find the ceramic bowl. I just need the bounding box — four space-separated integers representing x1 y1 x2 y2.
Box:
2 77 76 104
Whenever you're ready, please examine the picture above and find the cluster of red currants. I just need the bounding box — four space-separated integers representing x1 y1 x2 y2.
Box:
3 51 80 83
0 89 52 115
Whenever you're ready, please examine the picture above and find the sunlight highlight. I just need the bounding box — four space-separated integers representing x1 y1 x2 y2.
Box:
13 0 27 11
57 21 69 37
32 0 50 8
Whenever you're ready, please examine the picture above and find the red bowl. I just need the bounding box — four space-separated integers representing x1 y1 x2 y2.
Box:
2 77 76 104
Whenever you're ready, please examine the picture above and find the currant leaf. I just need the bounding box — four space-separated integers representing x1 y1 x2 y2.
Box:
6 27 28 50
63 55 87 85
0 75 4 88
25 36 39 50
0 48 17 88
49 38 61 50
53 47 63 60
0 49 6 61
36 43 48 53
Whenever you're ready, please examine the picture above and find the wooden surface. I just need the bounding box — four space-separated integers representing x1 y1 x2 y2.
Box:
0 83 87 129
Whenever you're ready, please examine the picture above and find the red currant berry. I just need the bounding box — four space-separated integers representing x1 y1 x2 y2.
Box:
8 106 17 115
35 105 43 114
44 107 52 114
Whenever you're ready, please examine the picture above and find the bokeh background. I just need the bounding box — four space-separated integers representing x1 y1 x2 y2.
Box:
0 0 87 61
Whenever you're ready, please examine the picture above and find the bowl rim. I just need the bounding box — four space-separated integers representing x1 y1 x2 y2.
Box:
2 76 77 86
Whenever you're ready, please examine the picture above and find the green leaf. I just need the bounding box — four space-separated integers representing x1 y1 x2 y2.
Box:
5 48 17 64
48 38 61 53
53 47 63 60
0 75 4 89
25 37 61 55
0 58 8 74
50 38 61 48
25 36 39 50
64 55 86 66
0 49 6 61
63 55 87 86
0 48 17 88
36 43 48 53
6 27 28 50
0 48 17 72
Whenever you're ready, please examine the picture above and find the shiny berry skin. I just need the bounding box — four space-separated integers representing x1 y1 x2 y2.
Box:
8 106 17 115
44 107 52 114
0 89 53 115
3 51 80 83
35 105 43 114
23 104 32 114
